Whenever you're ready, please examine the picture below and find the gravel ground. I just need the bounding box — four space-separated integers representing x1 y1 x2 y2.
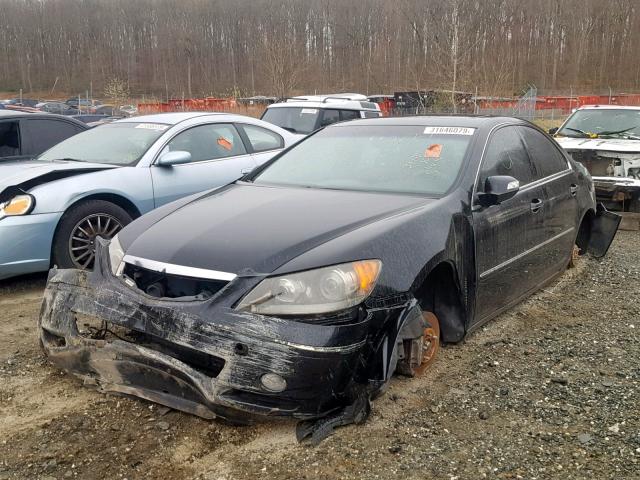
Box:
0 232 638 480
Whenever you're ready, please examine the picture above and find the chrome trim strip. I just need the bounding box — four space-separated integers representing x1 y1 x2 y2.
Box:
479 227 575 279
519 169 572 192
122 255 237 281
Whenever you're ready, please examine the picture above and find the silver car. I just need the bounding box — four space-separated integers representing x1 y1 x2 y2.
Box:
0 112 296 280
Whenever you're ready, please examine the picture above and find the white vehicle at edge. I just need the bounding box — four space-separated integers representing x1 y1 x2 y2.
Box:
260 93 382 137
552 105 640 211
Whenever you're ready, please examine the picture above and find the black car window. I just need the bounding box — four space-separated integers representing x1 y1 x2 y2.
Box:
164 123 246 162
362 111 381 118
340 110 361 121
21 119 85 156
517 126 569 179
239 124 283 152
480 126 534 189
0 120 20 157
319 109 340 127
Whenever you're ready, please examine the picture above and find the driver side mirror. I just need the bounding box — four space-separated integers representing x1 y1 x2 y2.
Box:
157 150 192 166
478 175 520 207
548 127 558 135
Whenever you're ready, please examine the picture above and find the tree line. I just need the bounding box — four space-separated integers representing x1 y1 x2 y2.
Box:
1 0 638 99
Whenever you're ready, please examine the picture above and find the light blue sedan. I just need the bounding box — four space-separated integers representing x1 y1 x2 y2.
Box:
0 112 296 280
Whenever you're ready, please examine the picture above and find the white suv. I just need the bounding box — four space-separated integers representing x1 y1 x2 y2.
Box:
260 94 382 136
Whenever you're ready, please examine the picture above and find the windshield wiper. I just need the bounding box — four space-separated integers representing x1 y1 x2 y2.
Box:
597 125 639 138
51 157 86 163
280 126 300 134
563 127 592 138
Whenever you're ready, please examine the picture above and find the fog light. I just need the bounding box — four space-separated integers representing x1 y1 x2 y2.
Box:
260 373 287 392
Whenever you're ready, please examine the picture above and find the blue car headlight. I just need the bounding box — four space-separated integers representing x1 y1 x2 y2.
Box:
0 194 35 220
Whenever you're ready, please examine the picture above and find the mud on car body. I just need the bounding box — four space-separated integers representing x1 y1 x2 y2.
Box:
39 116 619 443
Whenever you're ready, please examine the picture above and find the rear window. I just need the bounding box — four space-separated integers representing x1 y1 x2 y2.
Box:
254 125 474 196
261 107 319 135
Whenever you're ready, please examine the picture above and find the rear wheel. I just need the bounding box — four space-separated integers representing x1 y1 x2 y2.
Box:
52 200 132 270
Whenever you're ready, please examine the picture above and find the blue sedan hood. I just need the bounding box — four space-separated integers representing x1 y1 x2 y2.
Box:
0 159 117 202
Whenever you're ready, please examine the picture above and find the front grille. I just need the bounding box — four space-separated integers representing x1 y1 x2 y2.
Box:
122 263 228 300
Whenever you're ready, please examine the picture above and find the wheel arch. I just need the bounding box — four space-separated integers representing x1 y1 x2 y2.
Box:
49 193 142 267
412 261 467 344
575 207 596 255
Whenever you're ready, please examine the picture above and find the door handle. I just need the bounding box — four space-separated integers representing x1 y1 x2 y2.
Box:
530 198 544 213
570 184 578 197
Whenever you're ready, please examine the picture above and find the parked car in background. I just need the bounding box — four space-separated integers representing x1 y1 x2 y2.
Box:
36 101 79 115
551 105 640 211
3 98 40 108
71 114 112 124
261 93 382 136
0 111 87 161
0 112 296 279
65 98 102 111
119 105 138 116
38 116 618 436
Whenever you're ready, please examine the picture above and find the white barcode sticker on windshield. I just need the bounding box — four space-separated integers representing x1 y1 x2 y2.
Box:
424 126 475 135
300 108 318 114
135 123 169 131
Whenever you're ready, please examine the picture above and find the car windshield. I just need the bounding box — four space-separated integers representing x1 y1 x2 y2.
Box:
558 109 640 139
261 107 319 134
253 125 473 196
38 122 169 165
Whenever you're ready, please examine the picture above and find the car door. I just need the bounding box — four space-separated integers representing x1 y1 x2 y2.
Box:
150 123 257 207
517 126 577 279
20 118 87 157
236 123 285 167
472 125 546 323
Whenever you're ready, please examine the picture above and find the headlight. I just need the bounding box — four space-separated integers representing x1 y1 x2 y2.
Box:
236 260 381 315
108 234 125 276
0 194 34 220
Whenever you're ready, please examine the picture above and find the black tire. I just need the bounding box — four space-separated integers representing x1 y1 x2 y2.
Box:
52 200 132 270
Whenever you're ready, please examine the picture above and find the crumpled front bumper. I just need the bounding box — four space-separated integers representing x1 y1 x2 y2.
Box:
38 249 380 423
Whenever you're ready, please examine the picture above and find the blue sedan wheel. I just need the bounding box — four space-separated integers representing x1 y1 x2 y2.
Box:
53 200 132 270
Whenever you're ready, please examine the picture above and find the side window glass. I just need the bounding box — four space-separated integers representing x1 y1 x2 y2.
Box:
240 124 283 152
340 110 360 121
363 111 381 118
319 109 340 127
480 126 534 189
165 123 246 162
517 126 568 179
0 121 20 157
21 119 81 155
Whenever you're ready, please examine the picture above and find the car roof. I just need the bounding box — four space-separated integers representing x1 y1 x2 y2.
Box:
0 110 33 118
113 111 280 126
113 112 231 125
575 105 640 111
268 93 380 111
328 115 527 128
0 109 88 125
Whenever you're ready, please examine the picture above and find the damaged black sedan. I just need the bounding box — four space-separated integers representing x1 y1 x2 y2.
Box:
39 116 619 443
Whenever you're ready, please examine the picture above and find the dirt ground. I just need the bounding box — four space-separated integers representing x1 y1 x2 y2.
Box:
1 232 638 480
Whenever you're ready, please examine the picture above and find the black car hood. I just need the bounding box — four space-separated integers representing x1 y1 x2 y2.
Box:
123 183 428 275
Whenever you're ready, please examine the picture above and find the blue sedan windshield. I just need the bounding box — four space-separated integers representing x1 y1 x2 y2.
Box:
38 122 169 165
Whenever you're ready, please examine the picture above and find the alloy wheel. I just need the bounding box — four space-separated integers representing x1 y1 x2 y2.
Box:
68 213 123 269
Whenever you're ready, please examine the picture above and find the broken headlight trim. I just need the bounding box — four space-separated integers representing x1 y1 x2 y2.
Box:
0 194 35 220
236 260 381 315
108 234 125 276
